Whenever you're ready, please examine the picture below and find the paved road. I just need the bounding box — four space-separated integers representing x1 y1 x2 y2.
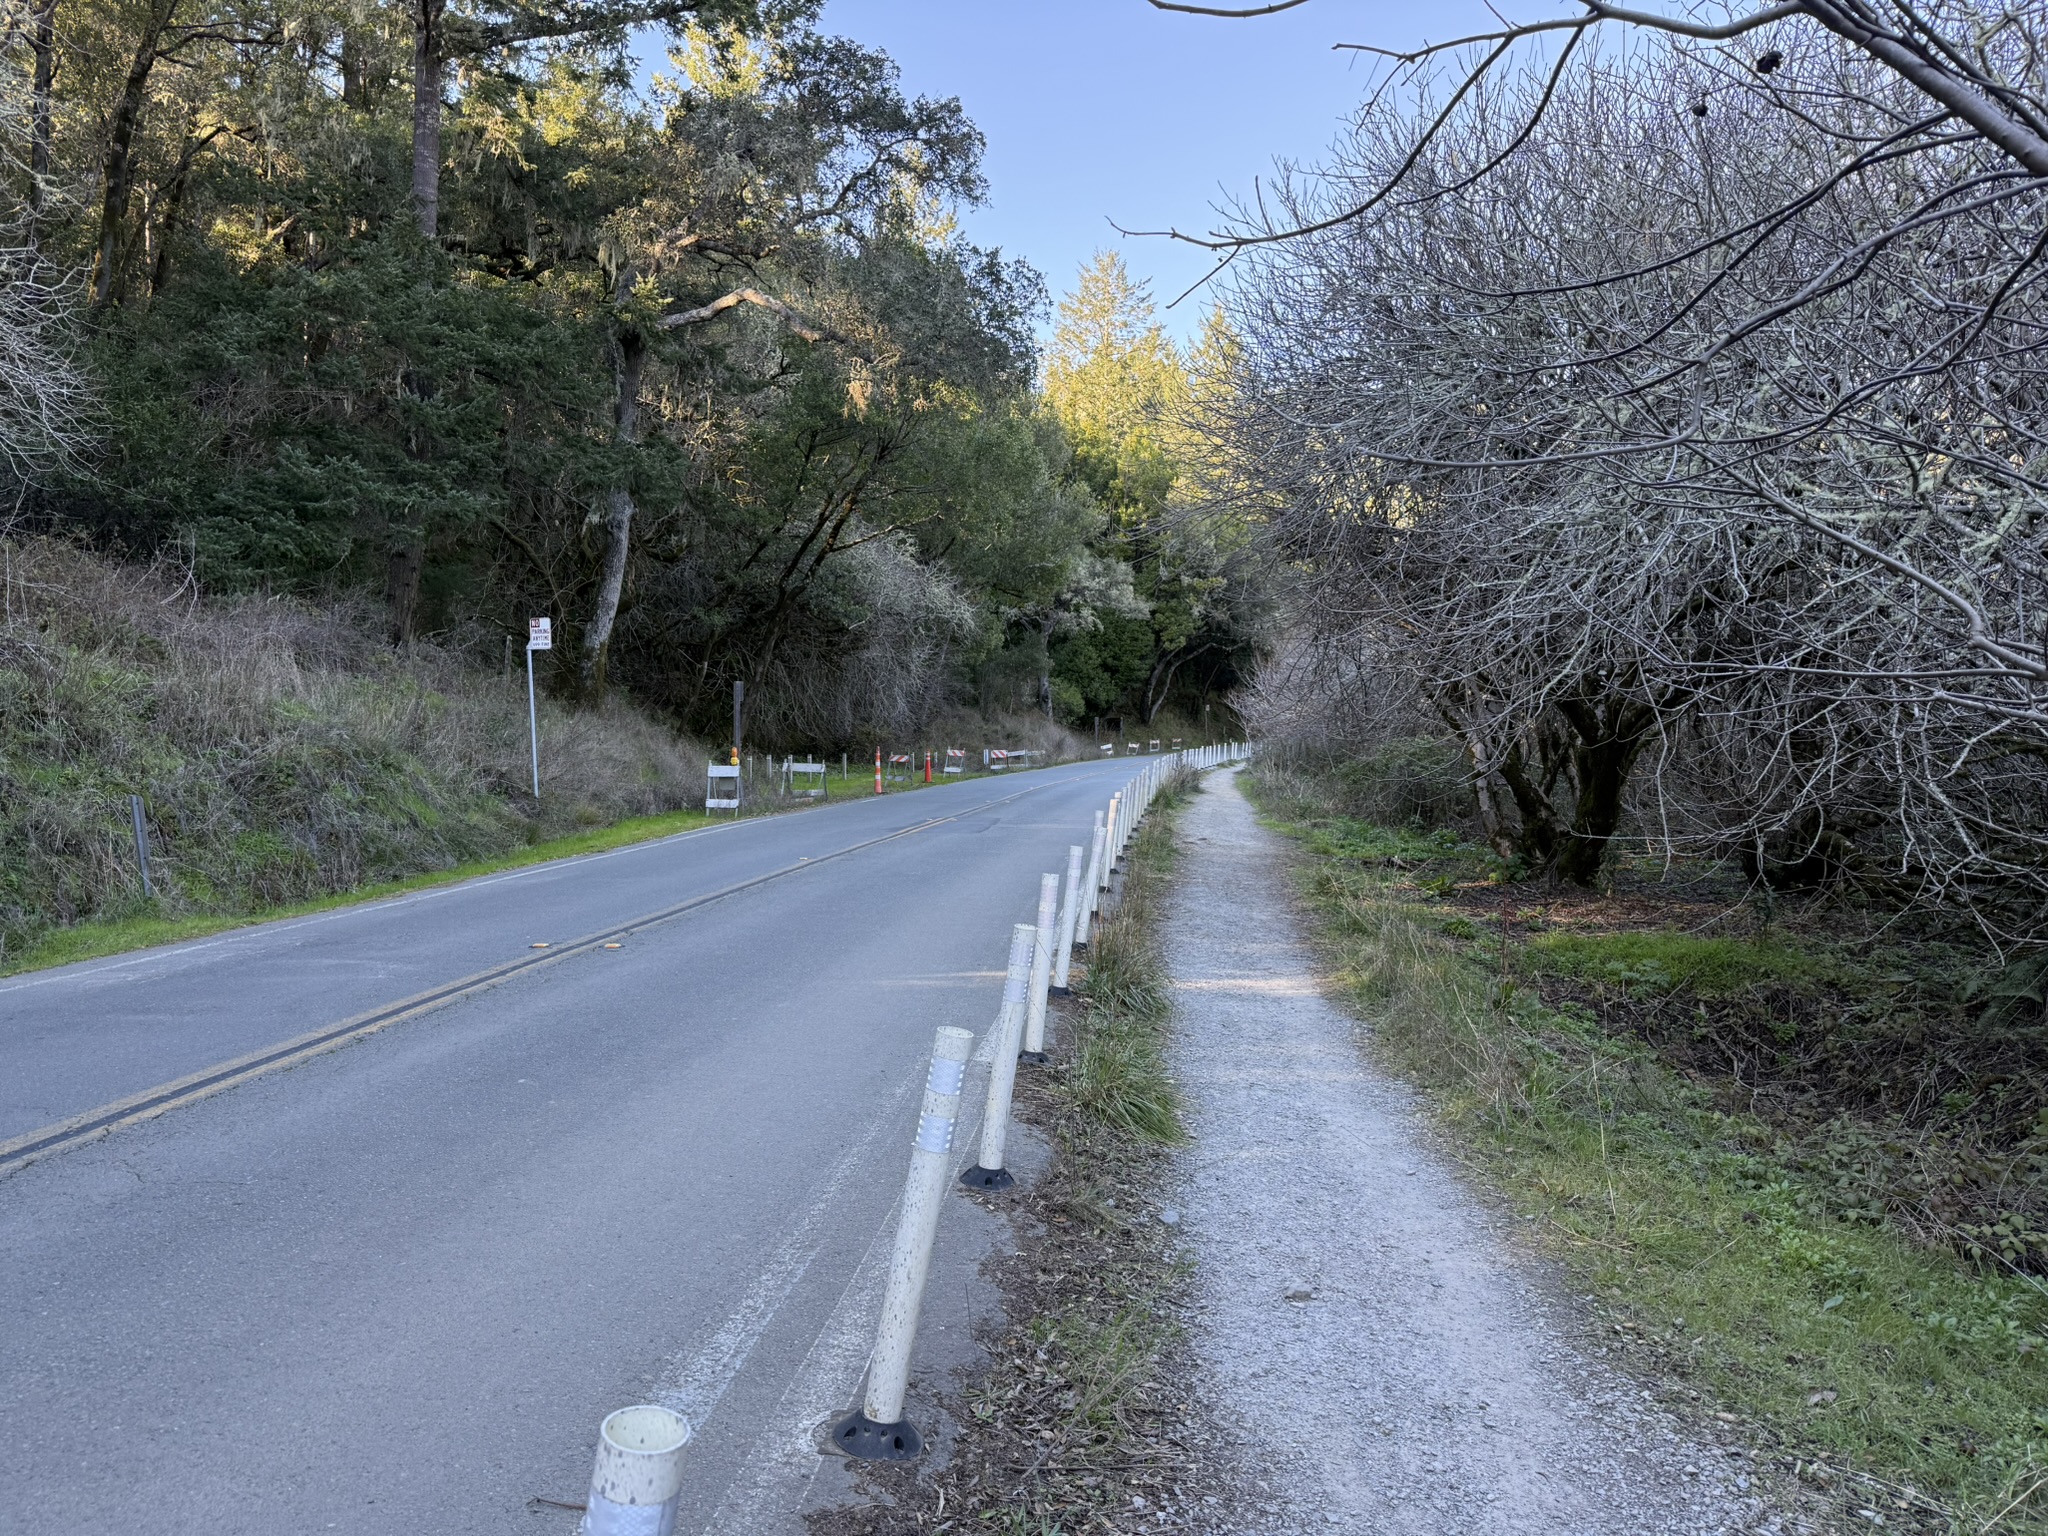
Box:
0 759 1134 1533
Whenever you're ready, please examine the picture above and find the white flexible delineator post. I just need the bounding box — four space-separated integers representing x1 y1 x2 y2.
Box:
1075 812 1106 949
1051 843 1084 994
962 925 1036 1190
1021 872 1059 1056
580 1405 690 1536
835 1024 975 1461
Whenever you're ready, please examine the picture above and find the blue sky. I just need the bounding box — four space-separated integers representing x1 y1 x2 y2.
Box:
644 2 1532 344
818 0 1530 342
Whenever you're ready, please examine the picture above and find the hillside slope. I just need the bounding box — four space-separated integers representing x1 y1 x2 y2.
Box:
0 538 703 964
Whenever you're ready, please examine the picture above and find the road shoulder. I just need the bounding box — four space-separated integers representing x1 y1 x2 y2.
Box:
1163 768 1762 1535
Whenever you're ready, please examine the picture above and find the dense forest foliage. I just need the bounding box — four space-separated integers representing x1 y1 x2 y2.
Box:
0 0 1262 745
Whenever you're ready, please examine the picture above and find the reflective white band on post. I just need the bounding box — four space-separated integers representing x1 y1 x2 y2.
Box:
973 924 1037 1175
1052 843 1084 991
1022 872 1059 1055
581 1405 690 1536
863 1024 974 1427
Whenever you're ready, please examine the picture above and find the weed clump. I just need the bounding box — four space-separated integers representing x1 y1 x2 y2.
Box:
1524 929 1835 995
1064 794 1189 1147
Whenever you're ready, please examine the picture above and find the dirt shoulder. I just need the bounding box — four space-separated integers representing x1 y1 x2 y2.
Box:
1164 769 1763 1536
1248 762 2048 1535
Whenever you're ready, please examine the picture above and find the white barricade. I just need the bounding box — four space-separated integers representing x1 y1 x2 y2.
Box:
706 762 740 812
783 757 827 798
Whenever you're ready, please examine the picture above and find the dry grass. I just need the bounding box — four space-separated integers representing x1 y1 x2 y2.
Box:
0 536 708 958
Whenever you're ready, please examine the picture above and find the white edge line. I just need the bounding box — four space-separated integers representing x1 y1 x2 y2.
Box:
0 764 1102 999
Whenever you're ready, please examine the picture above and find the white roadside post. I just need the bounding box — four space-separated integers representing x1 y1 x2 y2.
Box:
1075 814 1107 949
833 1024 974 1461
579 1404 690 1536
961 924 1037 1191
525 616 552 798
1051 843 1084 995
1020 872 1060 1060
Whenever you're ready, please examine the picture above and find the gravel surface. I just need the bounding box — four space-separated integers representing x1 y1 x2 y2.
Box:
1163 770 1774 1536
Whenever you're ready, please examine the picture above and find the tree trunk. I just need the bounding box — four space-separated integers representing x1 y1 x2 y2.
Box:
410 0 444 239
1142 649 1176 723
1144 643 1210 723
27 0 56 243
581 489 634 694
341 27 370 108
385 540 426 644
580 325 647 695
1039 612 1057 718
1442 705 1515 860
148 117 213 296
392 0 446 639
92 0 179 305
1495 739 1561 871
1551 698 1657 887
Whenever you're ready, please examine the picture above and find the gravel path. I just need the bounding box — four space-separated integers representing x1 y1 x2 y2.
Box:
1163 770 1771 1536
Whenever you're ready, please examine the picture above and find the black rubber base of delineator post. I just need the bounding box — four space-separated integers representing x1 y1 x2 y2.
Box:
1019 1050 1049 1065
1049 984 1071 997
831 1410 922 1461
960 1163 1015 1191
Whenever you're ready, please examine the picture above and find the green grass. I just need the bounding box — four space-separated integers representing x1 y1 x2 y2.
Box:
8 751 1081 979
1524 929 1840 996
1249 782 2048 1534
5 804 724 976
1301 816 1489 866
1064 775 1193 1147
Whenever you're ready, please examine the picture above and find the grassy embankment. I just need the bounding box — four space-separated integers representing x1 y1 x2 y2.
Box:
17 762 993 976
0 536 722 975
9 805 727 974
817 771 1215 1536
1246 756 2048 1535
0 538 1114 980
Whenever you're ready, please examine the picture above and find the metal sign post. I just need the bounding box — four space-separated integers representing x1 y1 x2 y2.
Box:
526 617 551 798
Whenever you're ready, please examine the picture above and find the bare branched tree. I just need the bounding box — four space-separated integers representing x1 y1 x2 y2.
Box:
1204 19 2048 936
0 0 90 484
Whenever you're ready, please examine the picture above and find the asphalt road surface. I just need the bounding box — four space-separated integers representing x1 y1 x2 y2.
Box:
0 758 1136 1533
